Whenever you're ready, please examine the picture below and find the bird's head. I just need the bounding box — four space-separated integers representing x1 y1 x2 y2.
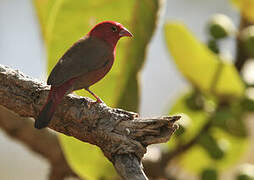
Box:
88 21 133 48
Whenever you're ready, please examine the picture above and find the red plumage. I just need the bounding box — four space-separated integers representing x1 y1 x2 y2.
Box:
34 21 132 129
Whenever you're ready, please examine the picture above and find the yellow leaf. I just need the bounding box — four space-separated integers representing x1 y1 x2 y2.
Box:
33 0 160 179
179 128 249 173
164 22 244 98
59 135 116 180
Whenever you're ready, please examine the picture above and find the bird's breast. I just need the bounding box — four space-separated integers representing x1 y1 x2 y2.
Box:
72 58 114 90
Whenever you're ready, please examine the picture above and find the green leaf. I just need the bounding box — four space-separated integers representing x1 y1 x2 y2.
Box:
169 92 248 174
212 105 247 137
34 0 160 179
33 0 59 43
116 0 161 111
198 132 225 160
179 128 249 174
169 90 210 144
59 135 116 180
201 167 218 180
241 97 254 112
164 22 245 99
230 0 254 23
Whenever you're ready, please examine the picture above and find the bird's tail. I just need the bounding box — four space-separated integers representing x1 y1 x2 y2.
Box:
34 79 75 129
34 99 55 129
34 86 62 129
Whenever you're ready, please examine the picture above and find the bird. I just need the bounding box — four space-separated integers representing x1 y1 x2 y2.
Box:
34 21 133 129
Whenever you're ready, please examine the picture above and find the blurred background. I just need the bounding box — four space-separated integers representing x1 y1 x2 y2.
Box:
1 0 254 179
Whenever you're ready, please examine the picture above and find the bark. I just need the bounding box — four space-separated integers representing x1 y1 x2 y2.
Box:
0 64 179 180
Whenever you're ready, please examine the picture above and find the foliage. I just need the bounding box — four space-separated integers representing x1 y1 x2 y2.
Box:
164 4 254 178
32 0 254 179
164 22 244 99
169 91 248 174
34 0 160 179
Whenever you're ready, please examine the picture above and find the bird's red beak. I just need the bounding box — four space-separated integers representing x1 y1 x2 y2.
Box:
119 27 133 37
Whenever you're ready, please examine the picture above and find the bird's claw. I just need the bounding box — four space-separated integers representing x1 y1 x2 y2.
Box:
87 99 104 109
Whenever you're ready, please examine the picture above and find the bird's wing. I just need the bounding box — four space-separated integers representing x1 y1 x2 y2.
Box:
47 36 113 86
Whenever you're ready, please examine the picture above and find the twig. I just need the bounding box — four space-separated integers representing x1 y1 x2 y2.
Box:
144 119 212 179
161 119 212 165
0 64 180 180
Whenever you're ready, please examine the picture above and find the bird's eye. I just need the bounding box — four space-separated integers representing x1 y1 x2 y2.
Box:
111 26 117 32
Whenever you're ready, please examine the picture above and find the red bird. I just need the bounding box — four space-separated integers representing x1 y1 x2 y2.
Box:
34 21 132 129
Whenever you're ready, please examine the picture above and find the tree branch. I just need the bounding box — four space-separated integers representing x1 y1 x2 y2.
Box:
0 64 180 180
0 106 79 180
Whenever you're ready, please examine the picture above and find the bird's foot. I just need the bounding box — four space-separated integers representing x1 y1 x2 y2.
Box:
84 88 105 107
87 99 105 109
